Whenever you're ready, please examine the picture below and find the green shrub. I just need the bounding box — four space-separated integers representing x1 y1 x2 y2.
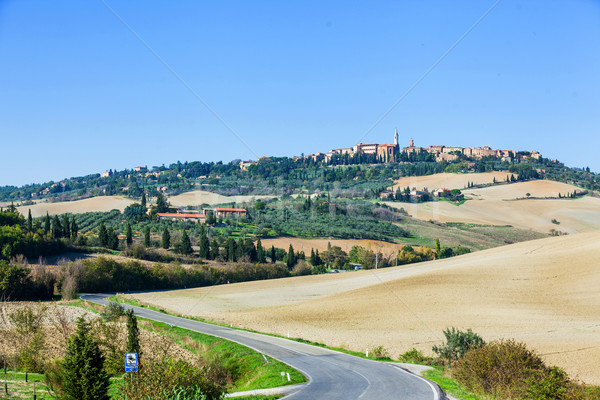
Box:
100 301 124 321
371 345 390 360
398 348 436 365
432 327 485 365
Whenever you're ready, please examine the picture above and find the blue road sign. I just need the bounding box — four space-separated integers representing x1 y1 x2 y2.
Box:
125 352 138 372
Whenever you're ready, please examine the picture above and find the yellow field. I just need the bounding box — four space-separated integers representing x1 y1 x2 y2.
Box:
393 171 511 191
17 196 136 218
127 231 600 384
168 190 274 207
385 180 600 234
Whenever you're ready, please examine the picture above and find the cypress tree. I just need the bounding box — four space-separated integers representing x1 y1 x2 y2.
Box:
198 226 209 259
256 239 265 263
125 309 140 356
286 244 296 268
144 226 151 247
61 317 109 400
98 223 108 247
63 214 70 239
227 238 237 262
162 227 170 249
179 230 193 255
315 249 321 266
107 227 119 250
27 209 32 232
270 245 276 264
141 193 147 209
310 248 316 265
210 239 220 260
52 215 63 239
126 223 133 246
44 212 51 234
71 217 78 241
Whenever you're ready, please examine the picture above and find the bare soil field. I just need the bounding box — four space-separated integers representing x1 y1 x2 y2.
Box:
127 231 600 384
168 190 274 207
261 237 407 255
393 171 511 191
17 196 135 217
384 180 600 234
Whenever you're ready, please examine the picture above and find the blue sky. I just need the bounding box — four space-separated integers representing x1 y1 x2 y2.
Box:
1 1 599 186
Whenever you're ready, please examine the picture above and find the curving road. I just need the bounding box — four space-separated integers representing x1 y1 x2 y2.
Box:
81 293 446 400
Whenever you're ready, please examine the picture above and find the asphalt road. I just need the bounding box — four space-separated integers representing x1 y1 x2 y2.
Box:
81 293 445 400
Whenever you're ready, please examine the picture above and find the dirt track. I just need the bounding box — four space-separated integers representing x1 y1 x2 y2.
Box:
127 231 600 385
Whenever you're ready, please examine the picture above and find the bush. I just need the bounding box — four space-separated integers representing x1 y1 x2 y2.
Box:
452 339 587 399
432 327 484 365
100 301 125 321
370 345 390 360
398 348 435 365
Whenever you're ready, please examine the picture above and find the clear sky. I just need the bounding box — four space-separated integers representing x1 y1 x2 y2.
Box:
1 1 599 186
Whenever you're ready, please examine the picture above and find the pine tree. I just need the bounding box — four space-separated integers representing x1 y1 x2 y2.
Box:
270 245 276 264
126 223 133 246
162 227 170 249
44 212 51 234
198 225 210 259
125 309 141 356
61 317 109 400
144 226 151 247
27 209 32 232
179 230 193 255
156 192 168 213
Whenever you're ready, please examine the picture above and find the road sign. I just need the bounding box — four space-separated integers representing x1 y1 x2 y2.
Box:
125 353 138 372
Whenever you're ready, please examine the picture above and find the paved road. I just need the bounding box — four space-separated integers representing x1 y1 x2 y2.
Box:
81 293 445 400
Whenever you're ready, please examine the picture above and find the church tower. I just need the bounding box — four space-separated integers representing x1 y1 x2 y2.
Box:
394 129 399 147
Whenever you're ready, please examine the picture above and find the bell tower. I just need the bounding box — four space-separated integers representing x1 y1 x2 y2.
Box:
394 129 399 146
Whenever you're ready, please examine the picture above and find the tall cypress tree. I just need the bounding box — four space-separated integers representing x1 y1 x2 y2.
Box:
126 223 133 246
179 230 193 255
61 317 109 400
162 227 170 249
71 217 78 241
256 239 265 263
44 212 51 234
52 215 63 239
125 309 140 356
140 193 147 209
63 214 70 239
98 223 108 247
27 209 32 232
286 244 296 268
210 239 220 260
198 225 209 259
270 245 276 264
144 226 151 247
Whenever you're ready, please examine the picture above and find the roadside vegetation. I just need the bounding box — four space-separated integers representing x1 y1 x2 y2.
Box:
0 301 305 399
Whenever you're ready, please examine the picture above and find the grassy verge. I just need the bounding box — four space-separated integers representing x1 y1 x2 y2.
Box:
0 370 53 399
422 366 491 400
75 298 306 393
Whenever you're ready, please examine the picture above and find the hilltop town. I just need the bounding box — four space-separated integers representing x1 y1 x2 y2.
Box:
239 130 542 169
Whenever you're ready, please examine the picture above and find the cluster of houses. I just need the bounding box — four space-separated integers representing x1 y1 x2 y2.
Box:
157 207 247 223
240 130 542 169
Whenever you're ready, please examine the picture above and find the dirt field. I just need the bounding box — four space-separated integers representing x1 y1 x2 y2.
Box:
384 180 600 234
127 230 600 384
168 190 274 207
261 237 407 255
393 171 511 191
17 196 135 218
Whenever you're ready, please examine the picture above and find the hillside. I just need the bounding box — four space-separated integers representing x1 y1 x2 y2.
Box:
126 231 600 385
385 179 600 234
393 171 509 191
16 196 135 218
168 190 273 207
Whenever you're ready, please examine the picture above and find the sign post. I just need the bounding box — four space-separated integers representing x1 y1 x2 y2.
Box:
125 352 138 373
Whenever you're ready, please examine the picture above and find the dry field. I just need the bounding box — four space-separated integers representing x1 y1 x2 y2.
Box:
168 190 274 207
127 230 600 384
385 180 600 234
261 237 407 255
17 196 135 218
392 171 511 191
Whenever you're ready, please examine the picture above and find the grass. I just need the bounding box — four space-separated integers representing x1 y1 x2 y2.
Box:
422 366 492 400
75 298 307 393
0 370 53 399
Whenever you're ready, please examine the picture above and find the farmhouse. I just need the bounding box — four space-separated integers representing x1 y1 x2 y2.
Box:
157 213 205 222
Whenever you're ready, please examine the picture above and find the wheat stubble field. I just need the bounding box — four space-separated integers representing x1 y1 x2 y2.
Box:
127 231 600 384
